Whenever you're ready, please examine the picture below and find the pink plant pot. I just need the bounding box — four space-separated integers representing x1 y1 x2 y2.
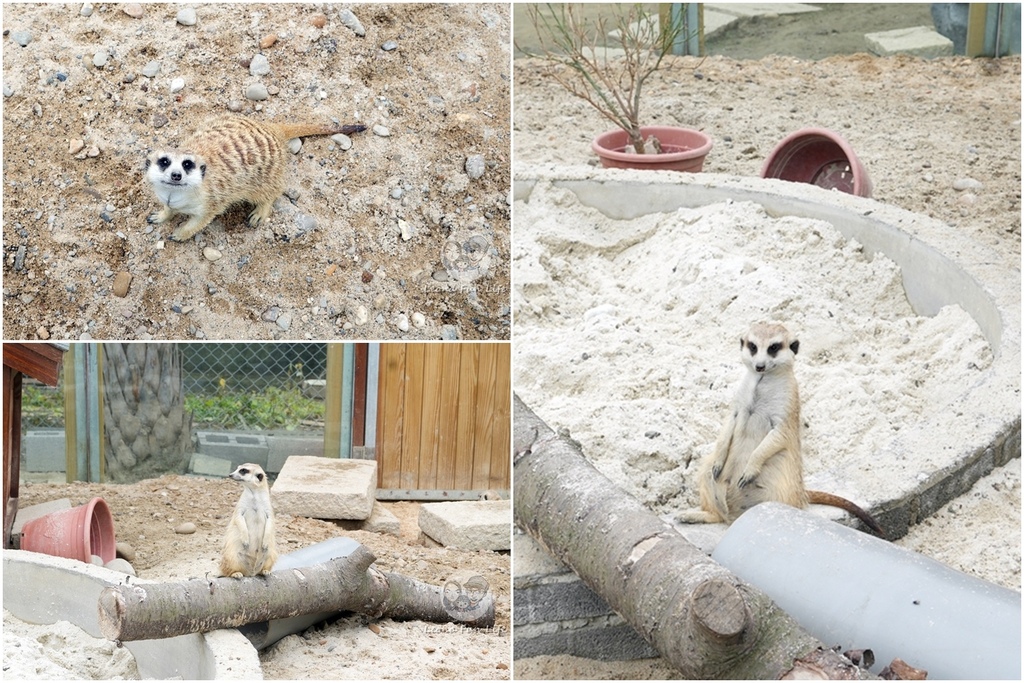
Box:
592 126 713 172
20 497 116 564
761 127 872 197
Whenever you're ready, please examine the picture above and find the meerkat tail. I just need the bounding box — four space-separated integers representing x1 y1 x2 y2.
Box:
273 123 367 139
807 490 886 539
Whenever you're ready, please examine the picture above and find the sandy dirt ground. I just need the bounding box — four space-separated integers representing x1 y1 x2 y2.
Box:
512 8 1020 680
5 475 511 679
2 3 510 341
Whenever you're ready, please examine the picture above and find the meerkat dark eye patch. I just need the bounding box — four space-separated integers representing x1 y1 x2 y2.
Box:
767 342 782 356
746 341 758 355
157 156 172 170
182 159 196 173
239 467 250 475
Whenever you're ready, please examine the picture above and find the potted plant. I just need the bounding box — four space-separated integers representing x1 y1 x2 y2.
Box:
522 3 712 171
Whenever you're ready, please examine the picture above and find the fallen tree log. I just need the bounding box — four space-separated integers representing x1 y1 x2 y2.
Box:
98 543 494 642
513 394 875 680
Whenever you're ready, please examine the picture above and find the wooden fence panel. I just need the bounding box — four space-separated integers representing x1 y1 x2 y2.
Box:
376 343 510 496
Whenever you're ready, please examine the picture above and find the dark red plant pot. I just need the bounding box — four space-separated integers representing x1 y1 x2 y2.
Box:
592 126 713 172
761 127 872 197
20 497 117 564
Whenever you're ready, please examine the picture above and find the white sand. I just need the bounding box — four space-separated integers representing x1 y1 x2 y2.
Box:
514 181 994 521
2 610 139 680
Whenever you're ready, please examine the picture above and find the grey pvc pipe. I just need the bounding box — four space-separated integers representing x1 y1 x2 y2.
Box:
237 536 362 650
712 502 1021 680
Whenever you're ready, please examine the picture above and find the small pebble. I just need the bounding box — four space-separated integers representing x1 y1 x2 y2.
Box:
93 51 108 68
381 40 398 51
36 326 50 340
122 3 143 18
11 31 33 47
412 312 426 328
105 558 137 577
354 305 369 325
69 139 85 155
287 138 302 154
169 77 185 93
227 100 243 112
277 312 292 331
398 219 414 241
142 60 161 78
262 306 280 322
441 325 459 340
249 54 270 76
80 3 93 17
3 84 13 97
391 187 403 199
310 13 327 28
153 112 169 128
396 313 410 332
372 124 390 137
465 154 485 180
326 263 338 276
203 247 222 262
14 246 26 270
112 272 132 297
259 33 278 49
90 555 104 566
176 7 197 26
117 542 137 562
174 522 196 534
332 133 353 150
952 177 983 192
361 270 373 283
339 9 365 36
245 83 269 101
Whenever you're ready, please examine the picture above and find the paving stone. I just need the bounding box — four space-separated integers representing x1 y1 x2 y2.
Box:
271 456 376 520
418 499 510 550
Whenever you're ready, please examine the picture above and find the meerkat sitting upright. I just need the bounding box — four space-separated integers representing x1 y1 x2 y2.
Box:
221 463 278 578
677 322 885 537
145 115 366 242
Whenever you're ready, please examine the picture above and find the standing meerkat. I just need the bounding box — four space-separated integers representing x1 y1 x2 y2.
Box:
145 115 366 242
677 322 885 537
220 463 278 578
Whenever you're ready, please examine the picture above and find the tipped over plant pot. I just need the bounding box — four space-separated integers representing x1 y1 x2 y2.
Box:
521 3 712 170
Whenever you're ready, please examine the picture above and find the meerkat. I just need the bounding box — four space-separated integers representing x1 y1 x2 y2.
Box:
145 115 366 242
220 463 278 578
676 322 886 537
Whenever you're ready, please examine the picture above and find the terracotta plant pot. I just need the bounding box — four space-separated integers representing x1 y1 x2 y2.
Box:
20 497 116 564
761 127 872 197
592 126 713 172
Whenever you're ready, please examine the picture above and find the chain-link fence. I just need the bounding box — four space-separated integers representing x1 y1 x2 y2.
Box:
20 378 65 429
181 343 328 431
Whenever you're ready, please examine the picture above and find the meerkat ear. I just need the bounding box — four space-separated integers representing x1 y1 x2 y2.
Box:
199 163 207 178
255 471 264 483
790 340 800 355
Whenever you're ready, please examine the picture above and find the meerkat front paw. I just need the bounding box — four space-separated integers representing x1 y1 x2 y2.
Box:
147 208 172 225
229 571 244 578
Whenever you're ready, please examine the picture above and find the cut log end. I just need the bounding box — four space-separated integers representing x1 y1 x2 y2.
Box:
691 579 748 644
98 587 127 641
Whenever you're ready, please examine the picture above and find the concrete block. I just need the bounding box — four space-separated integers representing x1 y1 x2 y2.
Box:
23 430 66 472
265 434 323 473
188 452 233 477
418 499 510 551
196 431 268 469
271 456 376 520
12 498 71 536
300 379 327 400
865 26 954 58
513 533 656 661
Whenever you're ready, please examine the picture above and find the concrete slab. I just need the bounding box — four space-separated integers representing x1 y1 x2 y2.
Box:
11 498 71 535
196 431 269 469
865 26 954 58
23 430 66 472
188 452 234 477
271 456 376 520
418 499 511 551
3 549 262 679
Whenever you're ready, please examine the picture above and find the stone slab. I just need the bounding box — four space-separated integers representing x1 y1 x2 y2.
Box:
418 499 511 551
865 26 954 58
11 498 71 536
337 501 401 536
271 455 376 520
